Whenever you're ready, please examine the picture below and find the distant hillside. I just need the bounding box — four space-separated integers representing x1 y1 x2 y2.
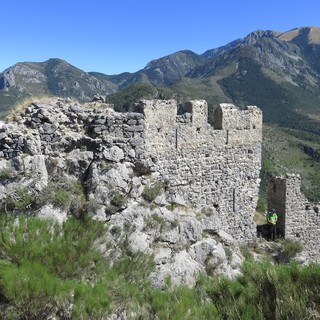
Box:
1 26 319 124
0 59 117 115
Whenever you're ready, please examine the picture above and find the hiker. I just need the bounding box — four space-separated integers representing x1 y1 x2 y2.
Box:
266 208 278 241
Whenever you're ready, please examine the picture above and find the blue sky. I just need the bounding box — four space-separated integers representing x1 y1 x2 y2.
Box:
1 0 319 75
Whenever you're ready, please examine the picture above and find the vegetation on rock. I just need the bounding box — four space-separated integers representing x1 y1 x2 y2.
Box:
0 214 319 319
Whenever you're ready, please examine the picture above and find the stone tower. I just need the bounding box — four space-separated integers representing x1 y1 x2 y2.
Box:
268 174 320 260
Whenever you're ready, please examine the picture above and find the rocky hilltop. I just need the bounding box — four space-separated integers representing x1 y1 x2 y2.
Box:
1 95 319 285
0 96 265 286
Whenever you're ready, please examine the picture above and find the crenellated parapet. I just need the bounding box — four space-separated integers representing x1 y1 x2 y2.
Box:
139 99 262 155
213 103 262 130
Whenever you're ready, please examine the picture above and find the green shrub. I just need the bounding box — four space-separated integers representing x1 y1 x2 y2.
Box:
142 181 163 202
54 188 71 207
0 186 35 213
143 213 165 230
105 191 127 217
72 281 111 319
256 196 267 213
37 178 86 216
0 214 318 319
110 191 127 208
0 215 111 318
0 167 14 181
197 259 320 320
0 260 72 319
282 238 304 259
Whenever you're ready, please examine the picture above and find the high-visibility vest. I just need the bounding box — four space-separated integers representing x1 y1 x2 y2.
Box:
267 212 277 224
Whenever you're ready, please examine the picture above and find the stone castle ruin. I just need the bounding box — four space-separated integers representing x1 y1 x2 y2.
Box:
1 97 319 264
0 98 262 240
139 100 262 240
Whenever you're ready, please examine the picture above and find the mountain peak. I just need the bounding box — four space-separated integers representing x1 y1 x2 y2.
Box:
242 29 280 45
277 26 320 44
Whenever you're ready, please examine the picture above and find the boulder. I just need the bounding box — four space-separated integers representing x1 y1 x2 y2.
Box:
189 239 217 265
127 230 152 254
23 135 41 156
179 215 202 244
150 250 203 288
103 146 124 162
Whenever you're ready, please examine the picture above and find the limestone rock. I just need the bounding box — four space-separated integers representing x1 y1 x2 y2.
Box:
189 239 217 265
150 250 203 288
38 204 67 223
218 230 235 246
23 135 41 155
205 243 227 271
64 149 93 176
103 146 124 162
22 155 48 190
127 230 152 254
179 215 202 244
154 247 172 264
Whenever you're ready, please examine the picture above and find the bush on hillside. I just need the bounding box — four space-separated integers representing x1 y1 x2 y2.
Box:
36 178 87 217
0 214 319 319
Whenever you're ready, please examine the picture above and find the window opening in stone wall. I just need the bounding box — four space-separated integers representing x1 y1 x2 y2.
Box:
226 130 229 145
175 128 178 149
197 127 201 133
177 103 186 115
233 188 236 212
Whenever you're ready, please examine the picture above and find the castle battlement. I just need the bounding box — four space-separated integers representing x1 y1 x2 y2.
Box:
138 100 262 154
214 103 262 130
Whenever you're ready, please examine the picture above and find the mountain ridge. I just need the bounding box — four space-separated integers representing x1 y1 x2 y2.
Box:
1 26 320 123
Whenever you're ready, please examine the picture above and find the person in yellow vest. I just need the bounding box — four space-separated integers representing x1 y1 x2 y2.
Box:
266 208 278 241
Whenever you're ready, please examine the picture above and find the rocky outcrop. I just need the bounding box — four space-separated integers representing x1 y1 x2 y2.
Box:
0 97 263 286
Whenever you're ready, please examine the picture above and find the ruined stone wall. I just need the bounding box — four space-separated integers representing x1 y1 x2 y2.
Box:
0 98 263 241
139 99 263 240
268 174 320 260
0 102 145 161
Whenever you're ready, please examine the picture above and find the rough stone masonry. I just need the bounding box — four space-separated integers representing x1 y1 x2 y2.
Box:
0 98 263 242
2 97 320 285
268 174 320 261
140 99 263 240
